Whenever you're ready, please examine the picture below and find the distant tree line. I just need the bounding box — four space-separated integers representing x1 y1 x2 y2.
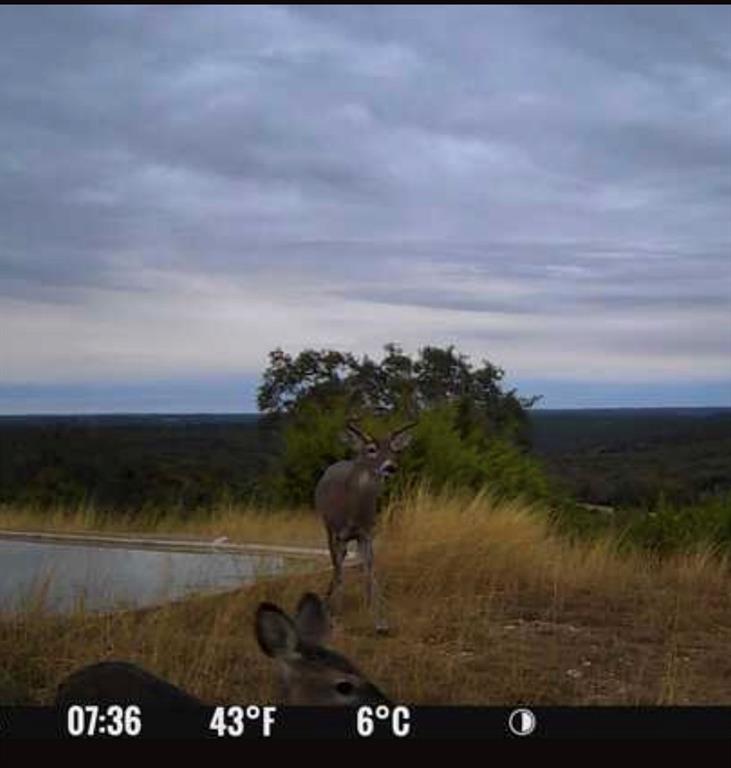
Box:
3 345 731 555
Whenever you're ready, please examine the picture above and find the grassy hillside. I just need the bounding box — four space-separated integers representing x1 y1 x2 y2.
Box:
2 489 729 705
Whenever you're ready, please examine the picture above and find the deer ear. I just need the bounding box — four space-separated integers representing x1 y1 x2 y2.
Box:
295 593 331 646
389 424 415 452
255 603 299 660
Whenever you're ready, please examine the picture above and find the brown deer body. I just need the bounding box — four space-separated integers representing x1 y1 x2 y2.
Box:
56 661 201 708
315 422 415 632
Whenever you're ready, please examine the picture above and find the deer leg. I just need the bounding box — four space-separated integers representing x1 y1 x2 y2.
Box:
357 536 389 634
325 530 348 613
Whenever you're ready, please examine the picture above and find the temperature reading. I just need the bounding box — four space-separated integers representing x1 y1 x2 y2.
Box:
209 705 277 738
356 705 411 738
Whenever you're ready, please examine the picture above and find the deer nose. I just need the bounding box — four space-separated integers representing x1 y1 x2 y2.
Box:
379 461 397 478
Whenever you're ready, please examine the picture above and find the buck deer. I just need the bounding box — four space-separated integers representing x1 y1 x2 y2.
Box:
55 593 390 707
315 421 415 633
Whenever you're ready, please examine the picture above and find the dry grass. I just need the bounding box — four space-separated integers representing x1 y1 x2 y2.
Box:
1 488 730 705
0 501 323 547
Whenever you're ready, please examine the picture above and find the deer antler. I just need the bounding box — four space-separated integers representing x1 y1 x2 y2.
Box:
346 420 375 444
390 421 417 438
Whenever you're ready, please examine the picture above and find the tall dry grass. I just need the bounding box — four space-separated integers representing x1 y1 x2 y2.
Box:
0 501 323 547
1 487 729 705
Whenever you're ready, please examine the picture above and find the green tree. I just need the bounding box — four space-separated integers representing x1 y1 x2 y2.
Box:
258 343 548 505
259 343 538 428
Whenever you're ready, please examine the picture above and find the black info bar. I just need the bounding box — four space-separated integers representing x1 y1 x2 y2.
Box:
1 706 729 740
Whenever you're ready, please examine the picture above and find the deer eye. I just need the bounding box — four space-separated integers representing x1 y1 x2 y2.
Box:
335 680 355 696
365 444 378 456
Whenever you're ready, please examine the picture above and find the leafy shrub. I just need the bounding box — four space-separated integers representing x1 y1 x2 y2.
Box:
263 401 555 506
618 492 731 553
258 400 352 506
549 491 731 554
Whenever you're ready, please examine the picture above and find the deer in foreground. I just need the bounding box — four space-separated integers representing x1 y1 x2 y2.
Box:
55 593 390 707
256 591 390 705
315 420 416 633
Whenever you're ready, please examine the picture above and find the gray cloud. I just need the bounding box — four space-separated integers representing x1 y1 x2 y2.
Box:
0 6 729 399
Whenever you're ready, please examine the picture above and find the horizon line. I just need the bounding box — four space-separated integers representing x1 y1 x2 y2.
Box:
2 404 730 418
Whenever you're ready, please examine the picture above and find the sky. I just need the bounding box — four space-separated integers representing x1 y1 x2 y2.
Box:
1 5 729 413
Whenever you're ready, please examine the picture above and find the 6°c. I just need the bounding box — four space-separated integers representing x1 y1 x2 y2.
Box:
356 705 411 737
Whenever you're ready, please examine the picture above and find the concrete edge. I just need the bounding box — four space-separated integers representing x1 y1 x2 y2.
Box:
0 528 335 560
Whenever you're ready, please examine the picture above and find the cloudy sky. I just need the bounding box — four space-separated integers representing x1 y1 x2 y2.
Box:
1 5 729 413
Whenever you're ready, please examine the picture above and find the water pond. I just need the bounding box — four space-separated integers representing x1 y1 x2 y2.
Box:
0 536 312 614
